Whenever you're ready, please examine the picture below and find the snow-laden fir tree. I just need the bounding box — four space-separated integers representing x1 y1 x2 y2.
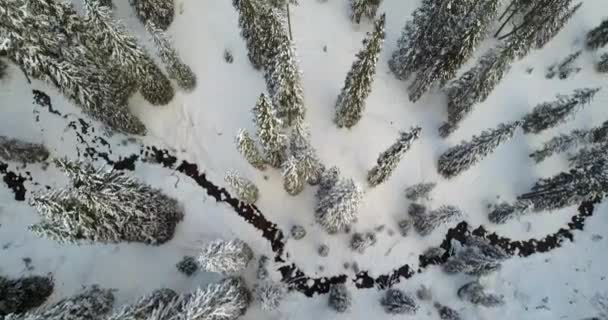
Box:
253 93 287 167
84 0 174 106
368 127 421 187
282 156 305 195
516 145 608 213
413 205 463 236
380 289 418 315
587 18 608 50
225 171 259 204
5 286 114 320
457 281 505 307
350 232 377 253
441 41 521 137
0 275 54 316
546 50 582 79
335 14 385 128
197 239 254 275
599 53 608 73
444 236 509 276
434 303 463 320
350 0 383 24
254 281 288 311
438 121 521 179
265 34 305 127
146 22 196 91
128 0 174 30
0 136 49 164
529 120 608 163
405 182 436 201
289 122 323 185
328 284 352 313
236 129 267 170
522 88 601 134
29 159 184 245
315 175 364 234
107 288 177 320
406 0 502 102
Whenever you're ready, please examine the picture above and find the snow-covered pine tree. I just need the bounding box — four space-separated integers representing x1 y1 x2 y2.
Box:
441 41 521 137
0 275 54 316
128 0 174 30
587 18 608 49
599 53 608 73
487 200 531 224
236 129 267 170
517 146 608 213
317 166 341 200
254 281 288 311
29 159 184 245
225 171 259 204
350 0 383 24
457 281 505 307
84 0 174 105
315 176 364 234
0 59 7 79
405 182 436 201
522 88 601 134
335 14 385 129
546 50 582 79
529 120 608 162
407 0 502 102
368 126 421 187
146 22 196 91
444 236 509 276
412 205 463 236
289 122 323 185
253 93 287 167
176 277 251 320
380 289 418 315
197 239 254 275
434 303 463 320
438 121 521 179
328 284 352 313
282 156 305 196
264 33 305 127
107 288 178 320
0 136 49 164
5 286 114 320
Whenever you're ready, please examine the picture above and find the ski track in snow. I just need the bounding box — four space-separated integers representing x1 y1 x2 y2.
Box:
0 89 596 297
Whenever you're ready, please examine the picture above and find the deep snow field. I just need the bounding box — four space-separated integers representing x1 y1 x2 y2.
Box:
1 0 608 319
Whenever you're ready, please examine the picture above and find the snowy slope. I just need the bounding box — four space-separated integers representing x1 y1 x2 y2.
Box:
1 0 608 319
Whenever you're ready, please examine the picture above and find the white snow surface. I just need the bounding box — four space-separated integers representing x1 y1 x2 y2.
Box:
0 0 607 319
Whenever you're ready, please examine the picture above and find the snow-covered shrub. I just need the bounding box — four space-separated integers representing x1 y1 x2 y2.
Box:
408 203 427 219
178 277 251 320
434 303 463 320
0 136 49 164
546 51 581 79
29 159 184 245
591 293 608 319
335 14 385 128
176 256 199 277
598 53 608 73
380 289 418 315
225 171 259 204
318 244 330 257
282 156 305 195
350 232 377 253
254 281 288 311
413 205 463 236
236 130 266 171
147 22 197 91
368 127 421 187
0 59 7 79
398 218 412 237
138 58 175 106
587 18 608 50
444 236 509 276
328 284 352 313
6 285 114 320
256 255 269 280
457 282 504 307
350 0 383 24
416 285 432 301
405 182 436 201
488 201 531 224
197 239 254 275
0 275 54 316
290 225 307 240
129 0 174 30
107 288 177 320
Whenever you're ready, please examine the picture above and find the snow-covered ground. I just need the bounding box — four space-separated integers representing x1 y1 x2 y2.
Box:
1 0 608 319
